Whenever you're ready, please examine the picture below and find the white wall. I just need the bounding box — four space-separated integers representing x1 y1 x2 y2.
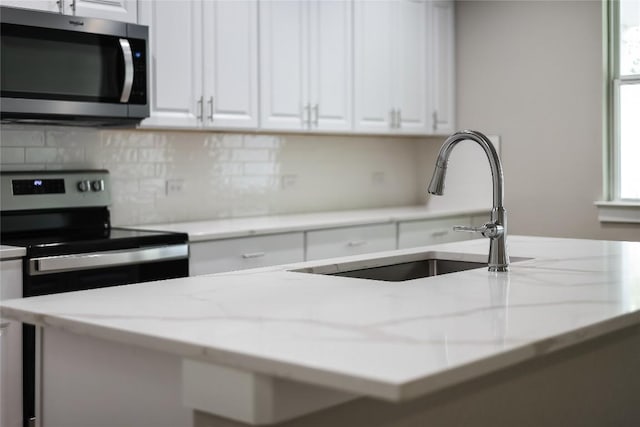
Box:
0 126 427 226
456 0 640 241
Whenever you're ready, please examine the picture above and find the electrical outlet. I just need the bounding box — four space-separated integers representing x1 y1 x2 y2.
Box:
165 179 184 195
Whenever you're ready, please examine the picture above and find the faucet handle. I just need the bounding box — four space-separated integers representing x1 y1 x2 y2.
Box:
453 222 503 239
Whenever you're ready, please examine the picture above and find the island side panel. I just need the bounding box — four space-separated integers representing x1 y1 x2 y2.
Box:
40 327 193 427
195 324 640 427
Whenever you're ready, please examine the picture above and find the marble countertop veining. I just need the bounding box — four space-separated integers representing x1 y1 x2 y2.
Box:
2 236 640 402
126 206 490 241
0 245 26 260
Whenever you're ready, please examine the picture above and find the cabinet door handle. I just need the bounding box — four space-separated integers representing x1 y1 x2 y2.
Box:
396 109 401 127
207 96 214 122
56 0 64 13
312 104 319 126
69 0 76 12
197 96 204 121
242 252 266 259
389 109 395 128
347 240 367 247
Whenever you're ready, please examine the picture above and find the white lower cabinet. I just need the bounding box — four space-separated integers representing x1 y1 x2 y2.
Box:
1 258 23 427
306 223 396 261
188 213 488 275
189 232 304 276
398 215 475 249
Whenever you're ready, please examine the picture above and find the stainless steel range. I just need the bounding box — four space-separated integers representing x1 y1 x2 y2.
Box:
0 170 189 427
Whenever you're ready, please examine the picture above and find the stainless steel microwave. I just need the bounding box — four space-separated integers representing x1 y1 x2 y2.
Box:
0 6 149 127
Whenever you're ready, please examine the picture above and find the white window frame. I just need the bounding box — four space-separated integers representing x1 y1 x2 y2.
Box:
596 0 640 223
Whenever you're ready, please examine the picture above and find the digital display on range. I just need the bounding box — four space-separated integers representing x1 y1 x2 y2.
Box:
12 179 65 195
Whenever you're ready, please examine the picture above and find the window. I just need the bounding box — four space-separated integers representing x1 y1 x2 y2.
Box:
598 0 640 222
617 0 640 199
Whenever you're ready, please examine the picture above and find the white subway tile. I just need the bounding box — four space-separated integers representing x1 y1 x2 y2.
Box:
0 147 25 164
46 128 101 148
212 163 244 175
221 134 243 148
25 147 57 163
243 135 280 149
1 164 45 171
138 148 170 163
243 163 278 175
0 129 45 147
231 149 270 162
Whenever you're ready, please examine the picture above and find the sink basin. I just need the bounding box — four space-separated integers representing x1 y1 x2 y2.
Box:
329 259 486 282
292 252 530 282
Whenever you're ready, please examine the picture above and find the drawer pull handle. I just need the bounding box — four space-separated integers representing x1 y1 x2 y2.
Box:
430 230 449 238
347 240 367 247
242 252 266 259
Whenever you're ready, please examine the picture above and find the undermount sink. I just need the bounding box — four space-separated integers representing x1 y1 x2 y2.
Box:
293 252 530 282
330 259 486 282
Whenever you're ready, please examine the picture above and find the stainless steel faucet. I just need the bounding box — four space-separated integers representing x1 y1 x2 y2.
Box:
427 130 509 272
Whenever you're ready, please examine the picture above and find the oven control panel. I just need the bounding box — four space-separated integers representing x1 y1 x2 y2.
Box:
0 170 111 211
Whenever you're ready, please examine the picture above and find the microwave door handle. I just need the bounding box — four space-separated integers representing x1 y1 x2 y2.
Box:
119 39 134 103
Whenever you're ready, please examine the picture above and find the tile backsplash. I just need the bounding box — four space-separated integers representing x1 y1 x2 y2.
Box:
1 125 432 226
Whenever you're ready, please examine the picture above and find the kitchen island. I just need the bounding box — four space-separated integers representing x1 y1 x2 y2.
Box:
1 236 639 427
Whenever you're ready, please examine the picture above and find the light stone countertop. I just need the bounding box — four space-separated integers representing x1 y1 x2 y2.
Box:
2 235 640 402
0 245 26 260
127 206 490 241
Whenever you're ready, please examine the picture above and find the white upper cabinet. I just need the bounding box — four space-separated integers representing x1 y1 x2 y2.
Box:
259 0 308 130
0 0 59 13
1 0 137 22
140 0 258 130
431 0 455 134
308 0 352 131
353 0 394 132
354 0 432 134
202 0 259 128
139 0 203 128
259 0 352 132
395 0 431 133
73 0 137 23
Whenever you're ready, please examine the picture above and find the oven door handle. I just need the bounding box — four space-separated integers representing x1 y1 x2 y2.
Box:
29 244 189 275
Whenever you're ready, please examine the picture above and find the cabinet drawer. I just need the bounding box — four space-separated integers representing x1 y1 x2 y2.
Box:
306 223 396 261
189 232 304 276
398 215 472 249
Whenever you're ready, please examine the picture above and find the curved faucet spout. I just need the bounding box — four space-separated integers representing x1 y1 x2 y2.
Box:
427 130 509 272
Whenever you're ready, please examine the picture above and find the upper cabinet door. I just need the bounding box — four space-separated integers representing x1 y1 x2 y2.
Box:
259 0 352 132
308 0 352 132
0 0 137 21
139 0 203 129
259 0 309 130
354 0 432 134
202 0 259 129
73 0 137 23
353 0 394 133
0 0 59 13
394 0 431 133
431 0 455 134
